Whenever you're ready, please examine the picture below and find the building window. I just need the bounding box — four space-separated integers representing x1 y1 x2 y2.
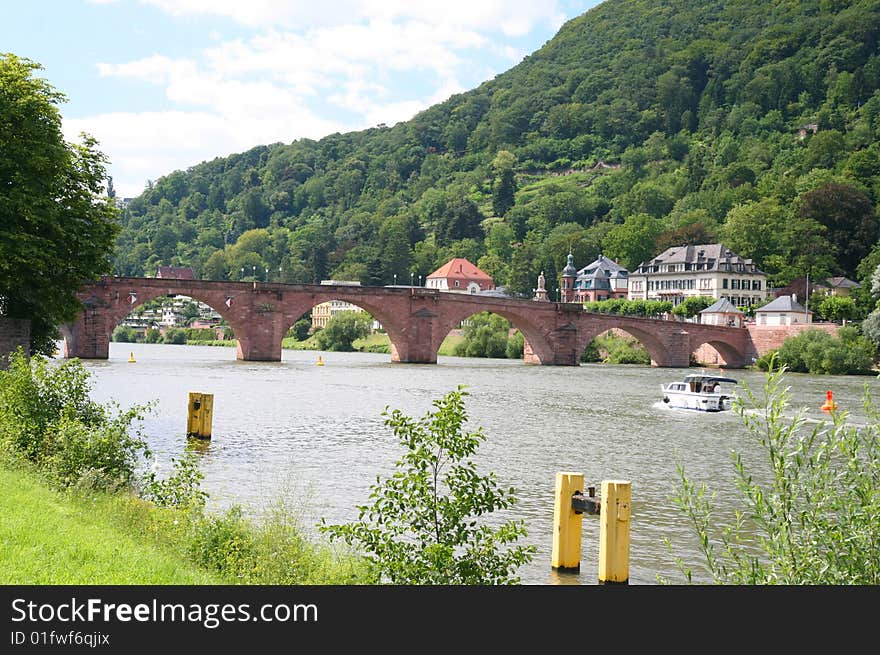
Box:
723 279 729 289
454 280 459 288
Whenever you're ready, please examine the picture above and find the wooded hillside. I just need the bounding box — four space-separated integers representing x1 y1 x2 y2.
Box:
113 0 880 311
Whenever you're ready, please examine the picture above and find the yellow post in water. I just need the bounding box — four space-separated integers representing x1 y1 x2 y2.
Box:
186 392 214 439
598 479 631 584
551 471 584 571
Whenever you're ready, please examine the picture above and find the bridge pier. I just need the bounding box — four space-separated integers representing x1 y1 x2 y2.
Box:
390 307 439 364
63 299 112 359
650 330 691 367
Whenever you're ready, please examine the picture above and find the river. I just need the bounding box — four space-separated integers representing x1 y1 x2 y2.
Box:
73 342 877 585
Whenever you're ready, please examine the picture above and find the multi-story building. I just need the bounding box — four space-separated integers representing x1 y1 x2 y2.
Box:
560 253 629 303
627 243 768 308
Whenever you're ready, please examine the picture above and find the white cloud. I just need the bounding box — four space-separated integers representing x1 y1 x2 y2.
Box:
137 0 566 34
80 0 579 197
64 108 344 198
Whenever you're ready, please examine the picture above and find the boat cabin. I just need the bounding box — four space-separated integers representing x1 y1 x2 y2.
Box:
683 374 737 394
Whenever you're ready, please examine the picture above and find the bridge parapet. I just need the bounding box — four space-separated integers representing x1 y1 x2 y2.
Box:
65 277 752 367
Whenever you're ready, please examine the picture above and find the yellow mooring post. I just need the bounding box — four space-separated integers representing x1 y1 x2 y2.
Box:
598 479 631 584
551 471 584 571
186 392 214 440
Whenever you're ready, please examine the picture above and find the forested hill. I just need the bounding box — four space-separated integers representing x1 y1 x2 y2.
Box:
114 0 880 307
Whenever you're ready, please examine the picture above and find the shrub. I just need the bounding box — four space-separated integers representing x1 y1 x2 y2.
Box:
0 350 152 489
319 386 536 584
670 358 880 584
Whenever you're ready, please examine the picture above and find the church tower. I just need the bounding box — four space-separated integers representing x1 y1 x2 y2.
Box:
560 251 577 302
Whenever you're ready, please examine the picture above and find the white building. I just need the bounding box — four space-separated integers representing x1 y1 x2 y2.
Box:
628 243 768 308
755 294 813 326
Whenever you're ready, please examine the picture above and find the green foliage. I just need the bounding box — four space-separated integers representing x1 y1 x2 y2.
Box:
287 318 312 341
768 327 876 375
163 328 187 344
671 295 716 319
109 1 880 309
0 54 120 354
320 386 536 584
112 325 138 342
815 294 859 323
0 350 152 489
588 331 651 365
141 450 208 511
314 311 372 351
670 361 880 584
583 298 672 317
453 312 518 359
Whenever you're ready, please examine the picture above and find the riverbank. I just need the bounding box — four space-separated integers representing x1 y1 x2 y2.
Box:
0 460 221 584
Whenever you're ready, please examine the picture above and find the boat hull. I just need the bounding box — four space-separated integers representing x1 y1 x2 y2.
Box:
661 388 733 412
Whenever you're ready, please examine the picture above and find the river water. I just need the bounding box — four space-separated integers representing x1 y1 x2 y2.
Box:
74 342 877 585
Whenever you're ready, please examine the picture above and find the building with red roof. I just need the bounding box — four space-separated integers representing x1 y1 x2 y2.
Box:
425 258 494 294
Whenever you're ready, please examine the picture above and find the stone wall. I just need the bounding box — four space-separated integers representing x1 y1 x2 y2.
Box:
0 317 30 369
694 322 840 366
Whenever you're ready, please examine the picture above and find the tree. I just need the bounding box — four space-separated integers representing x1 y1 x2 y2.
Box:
671 295 715 320
454 312 512 358
798 183 879 278
0 54 120 354
670 362 880 583
491 150 517 217
815 295 858 324
319 386 535 584
314 311 371 351
602 213 664 272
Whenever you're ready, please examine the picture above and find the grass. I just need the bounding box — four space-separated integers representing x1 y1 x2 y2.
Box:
0 461 222 584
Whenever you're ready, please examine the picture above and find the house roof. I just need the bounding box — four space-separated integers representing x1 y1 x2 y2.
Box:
825 276 860 289
427 258 493 282
635 243 765 275
700 298 743 314
156 266 195 279
756 295 811 313
577 254 629 278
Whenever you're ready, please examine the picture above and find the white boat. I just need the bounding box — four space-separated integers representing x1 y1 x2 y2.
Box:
661 373 737 412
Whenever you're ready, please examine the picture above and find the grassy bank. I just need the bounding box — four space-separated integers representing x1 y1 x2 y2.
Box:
0 460 221 584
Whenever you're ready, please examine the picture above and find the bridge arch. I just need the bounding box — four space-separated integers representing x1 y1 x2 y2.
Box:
575 324 671 368
431 304 556 364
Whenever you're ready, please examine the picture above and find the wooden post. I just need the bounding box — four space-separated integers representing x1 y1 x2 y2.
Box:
598 479 631 584
551 471 584 571
186 392 213 439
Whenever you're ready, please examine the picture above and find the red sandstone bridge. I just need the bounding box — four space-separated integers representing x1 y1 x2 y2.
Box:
62 276 755 367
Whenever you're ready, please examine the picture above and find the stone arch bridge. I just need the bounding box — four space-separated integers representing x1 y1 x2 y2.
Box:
62 276 755 368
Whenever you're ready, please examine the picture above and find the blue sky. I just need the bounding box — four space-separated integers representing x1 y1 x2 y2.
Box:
3 0 604 198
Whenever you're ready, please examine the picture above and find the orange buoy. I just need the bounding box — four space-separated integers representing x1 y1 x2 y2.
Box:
821 390 837 413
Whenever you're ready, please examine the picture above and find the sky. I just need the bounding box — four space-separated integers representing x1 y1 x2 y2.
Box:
3 0 604 199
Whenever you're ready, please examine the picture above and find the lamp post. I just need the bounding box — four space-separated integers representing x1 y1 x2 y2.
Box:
252 265 256 280
393 273 397 286
419 275 423 287
265 267 269 281
556 287 560 302
240 267 244 280
278 266 282 282
410 272 414 286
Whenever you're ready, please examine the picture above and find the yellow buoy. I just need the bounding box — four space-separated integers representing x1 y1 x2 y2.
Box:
128 352 136 363
317 355 324 366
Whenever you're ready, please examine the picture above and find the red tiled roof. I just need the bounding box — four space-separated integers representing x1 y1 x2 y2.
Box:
156 266 195 279
427 258 493 282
